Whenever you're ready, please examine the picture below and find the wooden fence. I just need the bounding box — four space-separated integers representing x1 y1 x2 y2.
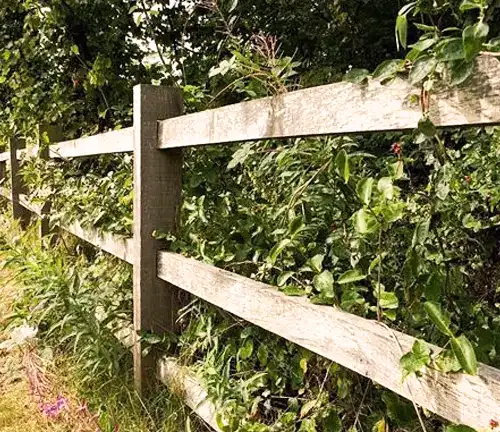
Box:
1 56 500 431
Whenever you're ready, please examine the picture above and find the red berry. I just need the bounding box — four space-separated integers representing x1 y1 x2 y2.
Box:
464 175 471 183
490 419 498 429
391 142 402 155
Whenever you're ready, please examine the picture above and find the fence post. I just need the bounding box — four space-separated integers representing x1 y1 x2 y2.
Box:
9 136 30 228
39 125 63 242
132 85 184 393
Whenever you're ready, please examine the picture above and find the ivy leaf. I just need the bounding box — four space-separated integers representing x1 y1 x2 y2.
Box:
424 301 453 336
396 15 408 50
410 37 436 52
356 177 374 205
344 68 370 84
409 55 437 85
313 270 334 297
400 339 431 380
463 21 489 62
289 215 305 236
338 269 366 284
335 150 350 183
451 335 478 375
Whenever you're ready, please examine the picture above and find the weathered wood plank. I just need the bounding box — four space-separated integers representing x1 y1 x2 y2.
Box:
9 137 30 228
158 357 221 432
0 152 8 163
132 85 185 393
49 127 133 159
158 56 500 149
157 251 500 430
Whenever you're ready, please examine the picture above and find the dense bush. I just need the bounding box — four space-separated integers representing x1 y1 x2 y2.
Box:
2 0 500 431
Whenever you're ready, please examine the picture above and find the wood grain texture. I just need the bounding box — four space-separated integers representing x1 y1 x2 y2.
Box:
9 137 30 228
132 85 184 393
158 358 220 432
158 251 500 430
49 127 133 159
158 57 500 149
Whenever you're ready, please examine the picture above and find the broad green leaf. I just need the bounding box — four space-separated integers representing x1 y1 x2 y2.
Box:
400 340 431 380
460 0 482 11
414 23 437 32
338 269 366 284
437 38 465 61
418 117 436 137
409 55 437 85
435 348 461 373
424 301 453 336
289 215 304 236
376 290 399 309
381 202 405 223
449 60 475 86
344 68 370 84
282 285 308 296
382 393 415 426
424 270 443 302
412 219 430 247
313 270 334 297
277 271 294 287
310 254 324 273
451 335 477 375
396 15 408 50
354 208 379 235
239 338 254 359
373 59 404 81
335 150 350 183
377 177 393 200
410 37 436 52
446 425 476 432
356 177 374 205
390 161 404 180
257 344 269 366
268 238 292 264
300 400 317 418
463 21 489 62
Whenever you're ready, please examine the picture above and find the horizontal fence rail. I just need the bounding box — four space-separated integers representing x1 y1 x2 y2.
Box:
0 127 133 162
2 60 500 430
158 57 500 149
157 251 500 430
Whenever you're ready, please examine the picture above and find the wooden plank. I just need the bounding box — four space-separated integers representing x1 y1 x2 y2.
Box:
0 152 8 163
9 137 30 228
132 85 185 393
158 56 500 149
49 127 133 159
157 251 500 430
158 357 221 432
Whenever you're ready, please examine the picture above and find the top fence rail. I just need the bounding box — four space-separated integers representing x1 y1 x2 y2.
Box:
1 57 499 160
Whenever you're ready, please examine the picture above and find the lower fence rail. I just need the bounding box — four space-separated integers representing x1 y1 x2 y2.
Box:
2 190 500 430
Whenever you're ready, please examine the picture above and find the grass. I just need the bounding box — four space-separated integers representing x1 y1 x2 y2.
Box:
0 213 210 432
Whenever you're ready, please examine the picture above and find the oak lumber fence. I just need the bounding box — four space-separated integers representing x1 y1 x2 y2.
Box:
1 56 500 431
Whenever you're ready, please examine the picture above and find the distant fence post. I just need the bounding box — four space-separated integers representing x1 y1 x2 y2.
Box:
9 136 30 228
132 85 184 393
39 125 63 242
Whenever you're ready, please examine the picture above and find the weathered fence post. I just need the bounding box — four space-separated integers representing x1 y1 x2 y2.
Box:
39 125 63 242
132 85 184 393
9 136 30 228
